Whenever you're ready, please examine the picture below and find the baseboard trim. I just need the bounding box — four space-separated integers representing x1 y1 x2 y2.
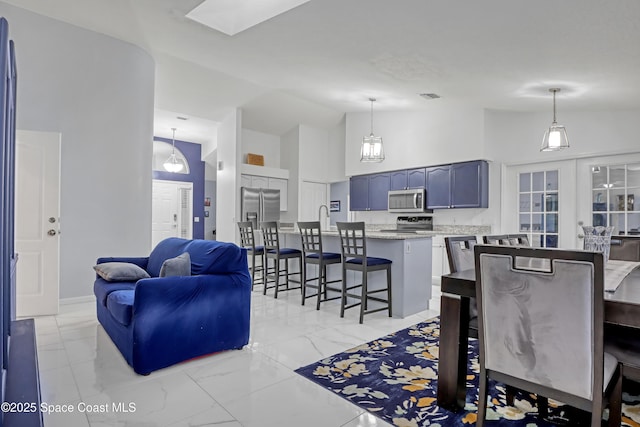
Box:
59 295 95 306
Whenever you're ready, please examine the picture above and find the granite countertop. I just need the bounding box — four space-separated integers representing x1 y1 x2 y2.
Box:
279 224 491 240
278 227 434 240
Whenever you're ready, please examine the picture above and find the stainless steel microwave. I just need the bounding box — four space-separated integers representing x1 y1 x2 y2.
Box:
388 188 426 213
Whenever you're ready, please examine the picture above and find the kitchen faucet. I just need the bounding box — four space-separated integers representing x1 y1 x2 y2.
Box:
318 204 329 229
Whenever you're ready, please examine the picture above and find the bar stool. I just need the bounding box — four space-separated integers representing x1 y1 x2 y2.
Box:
336 222 392 324
298 221 342 310
260 221 302 298
237 221 265 290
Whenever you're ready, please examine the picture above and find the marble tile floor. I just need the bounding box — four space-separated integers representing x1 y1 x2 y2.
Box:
33 285 441 427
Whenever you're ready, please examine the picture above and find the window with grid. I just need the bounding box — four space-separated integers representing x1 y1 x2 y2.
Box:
591 164 640 235
518 170 559 247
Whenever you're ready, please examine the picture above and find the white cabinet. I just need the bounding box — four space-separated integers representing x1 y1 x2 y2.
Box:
241 174 288 211
431 235 450 284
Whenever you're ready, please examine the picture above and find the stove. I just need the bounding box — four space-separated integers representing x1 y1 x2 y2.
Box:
379 215 433 233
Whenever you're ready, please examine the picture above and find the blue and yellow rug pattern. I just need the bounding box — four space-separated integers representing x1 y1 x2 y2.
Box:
295 317 640 426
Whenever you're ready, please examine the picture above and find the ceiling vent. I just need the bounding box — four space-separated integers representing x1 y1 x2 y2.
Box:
419 93 441 100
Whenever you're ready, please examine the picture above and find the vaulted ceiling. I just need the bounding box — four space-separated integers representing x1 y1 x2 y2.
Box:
4 0 640 141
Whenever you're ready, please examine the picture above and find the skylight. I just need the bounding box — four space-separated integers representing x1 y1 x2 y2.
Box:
186 0 311 36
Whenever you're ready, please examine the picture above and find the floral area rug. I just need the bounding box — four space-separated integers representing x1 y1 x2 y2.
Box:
295 317 640 426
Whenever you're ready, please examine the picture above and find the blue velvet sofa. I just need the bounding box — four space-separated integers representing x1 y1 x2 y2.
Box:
93 238 251 375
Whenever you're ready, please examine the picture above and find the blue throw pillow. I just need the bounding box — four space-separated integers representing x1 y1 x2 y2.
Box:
93 262 150 282
159 252 191 277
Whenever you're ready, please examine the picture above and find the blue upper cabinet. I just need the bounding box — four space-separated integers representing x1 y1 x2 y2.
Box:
390 170 408 190
426 160 488 209
351 161 487 211
369 173 390 210
407 168 426 189
349 175 369 211
426 165 452 209
451 161 488 208
349 173 390 211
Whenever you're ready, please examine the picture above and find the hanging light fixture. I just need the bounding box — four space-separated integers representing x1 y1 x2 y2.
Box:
360 98 385 162
163 128 184 173
540 88 569 152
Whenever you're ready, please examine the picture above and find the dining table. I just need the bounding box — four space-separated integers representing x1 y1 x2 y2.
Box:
436 262 640 412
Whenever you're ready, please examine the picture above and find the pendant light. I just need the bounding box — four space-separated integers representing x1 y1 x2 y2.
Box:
360 98 385 162
540 88 569 152
163 128 184 173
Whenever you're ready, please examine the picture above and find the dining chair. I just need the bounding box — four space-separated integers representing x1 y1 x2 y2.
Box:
298 221 342 310
474 245 622 427
444 235 520 406
260 221 302 298
237 221 264 290
507 233 530 246
482 234 510 245
336 222 392 324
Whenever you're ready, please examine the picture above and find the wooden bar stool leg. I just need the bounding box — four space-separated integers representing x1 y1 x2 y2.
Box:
316 263 324 311
263 257 269 296
301 260 308 305
250 252 256 291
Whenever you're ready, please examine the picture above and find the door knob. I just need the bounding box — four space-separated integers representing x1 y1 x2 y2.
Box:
48 229 57 236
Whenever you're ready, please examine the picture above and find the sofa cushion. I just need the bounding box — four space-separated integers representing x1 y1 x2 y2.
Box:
94 262 150 282
94 279 137 307
106 290 134 326
160 252 191 277
147 237 248 277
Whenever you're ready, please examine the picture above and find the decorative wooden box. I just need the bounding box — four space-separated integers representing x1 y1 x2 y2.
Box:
246 153 264 166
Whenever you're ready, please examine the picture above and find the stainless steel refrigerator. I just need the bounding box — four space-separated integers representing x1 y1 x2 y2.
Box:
241 187 280 228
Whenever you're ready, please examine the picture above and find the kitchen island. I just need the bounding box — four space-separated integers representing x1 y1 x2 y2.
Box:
279 228 433 318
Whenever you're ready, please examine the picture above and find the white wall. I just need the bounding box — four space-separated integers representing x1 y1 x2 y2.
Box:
345 105 485 176
299 125 329 182
280 126 300 223
216 109 242 243
3 3 155 299
485 110 640 164
328 115 347 183
241 128 281 168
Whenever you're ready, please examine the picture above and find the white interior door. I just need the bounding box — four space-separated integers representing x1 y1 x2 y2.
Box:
152 180 192 248
299 181 328 227
15 130 61 316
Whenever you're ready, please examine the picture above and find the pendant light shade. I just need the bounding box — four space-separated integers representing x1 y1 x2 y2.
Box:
541 88 569 152
163 128 185 172
360 98 385 162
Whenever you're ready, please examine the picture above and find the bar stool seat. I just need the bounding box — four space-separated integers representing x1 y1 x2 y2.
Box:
336 221 392 324
345 256 390 266
298 221 342 310
237 221 265 290
261 221 302 298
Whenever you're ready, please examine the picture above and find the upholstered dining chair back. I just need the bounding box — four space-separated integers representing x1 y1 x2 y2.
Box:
507 234 530 246
482 234 509 245
474 245 621 427
444 236 478 273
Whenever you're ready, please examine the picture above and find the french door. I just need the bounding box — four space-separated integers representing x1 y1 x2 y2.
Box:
502 160 577 249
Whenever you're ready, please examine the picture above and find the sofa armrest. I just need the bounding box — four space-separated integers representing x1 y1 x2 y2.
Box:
96 257 149 270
